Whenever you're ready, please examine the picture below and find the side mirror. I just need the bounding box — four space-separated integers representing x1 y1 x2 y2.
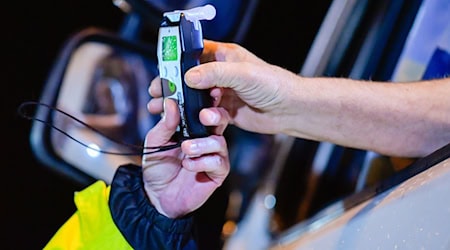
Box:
30 28 160 186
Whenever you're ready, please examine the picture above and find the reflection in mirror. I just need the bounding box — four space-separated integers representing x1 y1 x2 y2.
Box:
51 41 159 183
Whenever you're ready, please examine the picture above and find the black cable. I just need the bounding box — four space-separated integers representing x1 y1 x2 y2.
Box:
18 101 181 156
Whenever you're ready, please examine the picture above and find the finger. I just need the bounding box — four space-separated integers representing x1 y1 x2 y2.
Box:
181 135 228 159
144 99 179 148
149 76 162 98
183 154 230 186
210 87 223 107
203 40 265 63
200 40 219 63
185 61 254 91
181 136 230 180
147 97 164 114
199 107 230 135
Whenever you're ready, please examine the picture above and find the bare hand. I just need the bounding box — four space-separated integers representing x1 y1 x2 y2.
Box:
142 98 230 218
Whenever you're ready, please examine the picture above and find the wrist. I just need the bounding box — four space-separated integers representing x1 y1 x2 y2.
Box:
145 190 174 218
109 164 195 249
275 71 306 135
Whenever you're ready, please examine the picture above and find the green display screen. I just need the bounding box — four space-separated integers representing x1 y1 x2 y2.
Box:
162 36 178 61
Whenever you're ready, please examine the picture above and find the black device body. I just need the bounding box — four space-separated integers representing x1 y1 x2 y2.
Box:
158 14 212 140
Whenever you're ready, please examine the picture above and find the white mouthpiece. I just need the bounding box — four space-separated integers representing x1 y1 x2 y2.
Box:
164 4 216 30
184 4 216 21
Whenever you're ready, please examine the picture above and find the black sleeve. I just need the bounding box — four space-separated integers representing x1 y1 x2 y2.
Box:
109 164 197 250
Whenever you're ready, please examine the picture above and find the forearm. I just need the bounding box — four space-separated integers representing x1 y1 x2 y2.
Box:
185 44 449 157
282 77 450 157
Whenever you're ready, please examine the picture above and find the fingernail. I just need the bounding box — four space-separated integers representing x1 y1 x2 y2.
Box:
205 109 218 124
189 142 199 154
186 70 201 86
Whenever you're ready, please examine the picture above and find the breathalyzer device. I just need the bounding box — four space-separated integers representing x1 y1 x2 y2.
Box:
157 5 216 139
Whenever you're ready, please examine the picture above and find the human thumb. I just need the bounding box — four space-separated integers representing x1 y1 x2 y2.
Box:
185 62 241 90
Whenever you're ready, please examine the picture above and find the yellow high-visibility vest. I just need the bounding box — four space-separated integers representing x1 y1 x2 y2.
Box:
44 181 132 250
